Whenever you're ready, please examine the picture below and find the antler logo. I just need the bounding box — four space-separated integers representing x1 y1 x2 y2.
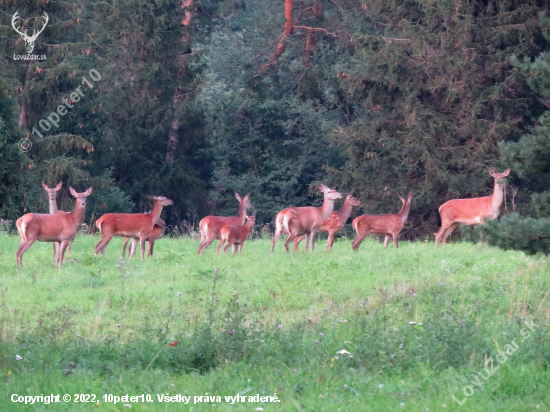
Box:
11 11 49 54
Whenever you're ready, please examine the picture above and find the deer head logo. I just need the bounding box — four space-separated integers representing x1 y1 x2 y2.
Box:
11 11 49 54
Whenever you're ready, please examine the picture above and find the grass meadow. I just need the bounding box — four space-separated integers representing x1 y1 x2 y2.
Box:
0 233 549 411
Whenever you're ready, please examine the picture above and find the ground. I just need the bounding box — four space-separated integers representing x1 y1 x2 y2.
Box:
0 234 549 411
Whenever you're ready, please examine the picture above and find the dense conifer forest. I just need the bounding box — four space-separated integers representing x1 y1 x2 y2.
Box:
1 0 550 253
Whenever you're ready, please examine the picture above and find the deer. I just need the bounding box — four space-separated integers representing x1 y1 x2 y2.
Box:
42 182 62 259
197 193 253 255
16 187 92 268
122 218 166 259
94 196 173 260
351 193 412 250
271 185 343 254
435 168 510 247
293 193 362 252
216 214 256 254
12 11 49 54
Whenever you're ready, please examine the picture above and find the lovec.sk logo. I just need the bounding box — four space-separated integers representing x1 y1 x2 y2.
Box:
11 11 48 60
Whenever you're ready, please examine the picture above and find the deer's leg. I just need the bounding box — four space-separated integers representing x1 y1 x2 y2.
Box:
223 242 231 254
216 239 225 255
199 233 216 255
57 240 70 268
197 230 206 255
16 240 35 268
441 222 459 246
129 239 138 260
140 236 146 261
122 237 130 257
67 241 72 258
271 225 283 254
352 230 368 251
53 242 59 259
232 244 237 254
239 243 244 253
326 230 335 252
435 221 452 248
303 233 309 253
393 233 399 249
310 231 317 252
384 234 391 248
95 234 114 256
293 235 305 252
148 239 155 257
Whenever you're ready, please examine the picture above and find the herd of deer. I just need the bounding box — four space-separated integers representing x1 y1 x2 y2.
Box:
14 168 510 268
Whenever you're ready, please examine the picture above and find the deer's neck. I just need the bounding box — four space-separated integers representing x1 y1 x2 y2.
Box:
398 199 411 223
491 181 505 212
338 200 354 222
49 198 58 214
70 202 86 228
238 203 247 224
320 196 336 221
150 201 164 221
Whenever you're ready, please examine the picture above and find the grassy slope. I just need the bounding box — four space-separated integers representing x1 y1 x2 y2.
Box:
0 234 549 411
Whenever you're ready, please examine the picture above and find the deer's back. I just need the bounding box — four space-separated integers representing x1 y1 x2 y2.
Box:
439 196 494 224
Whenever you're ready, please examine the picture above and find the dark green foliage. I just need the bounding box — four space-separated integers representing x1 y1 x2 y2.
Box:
483 13 550 254
324 0 548 237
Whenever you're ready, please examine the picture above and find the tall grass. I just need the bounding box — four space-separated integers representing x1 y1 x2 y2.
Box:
0 234 548 410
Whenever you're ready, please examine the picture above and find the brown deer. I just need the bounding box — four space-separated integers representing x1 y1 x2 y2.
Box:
293 193 362 252
16 187 92 268
94 196 173 260
435 168 510 247
42 182 62 259
197 193 253 255
122 218 166 259
351 193 412 250
216 214 256 254
271 185 343 254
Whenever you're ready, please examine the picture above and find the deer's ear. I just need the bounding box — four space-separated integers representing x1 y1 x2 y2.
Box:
55 182 63 191
42 182 48 191
489 168 496 177
84 187 93 196
244 193 250 200
235 192 242 201
503 169 510 176
318 184 328 192
397 193 405 202
69 187 78 197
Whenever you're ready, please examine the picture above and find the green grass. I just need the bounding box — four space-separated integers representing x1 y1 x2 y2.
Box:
0 233 549 411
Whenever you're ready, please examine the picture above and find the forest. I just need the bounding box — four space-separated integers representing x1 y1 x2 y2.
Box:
1 0 550 253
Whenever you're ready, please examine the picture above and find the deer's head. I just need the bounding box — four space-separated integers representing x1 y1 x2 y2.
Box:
12 11 49 54
346 193 362 207
70 187 93 207
319 185 343 200
42 182 62 201
489 168 510 183
235 192 253 210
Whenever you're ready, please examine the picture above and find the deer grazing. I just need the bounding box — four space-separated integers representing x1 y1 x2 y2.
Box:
271 185 343 254
16 187 92 268
122 218 166 259
435 168 510 247
293 193 362 252
42 182 62 259
11 11 49 54
351 193 412 250
197 193 253 255
216 214 256 254
94 196 173 260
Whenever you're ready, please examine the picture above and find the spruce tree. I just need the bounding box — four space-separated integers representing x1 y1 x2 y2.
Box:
480 12 550 255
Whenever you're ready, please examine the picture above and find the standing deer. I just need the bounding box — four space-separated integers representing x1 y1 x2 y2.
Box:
293 193 362 252
122 218 166 259
94 196 173 260
42 182 62 259
216 214 256 254
435 168 510 247
197 193 253 255
16 187 92 268
351 193 412 250
11 11 49 54
271 185 343 254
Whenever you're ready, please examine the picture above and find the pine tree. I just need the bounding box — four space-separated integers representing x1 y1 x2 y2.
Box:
480 12 550 255
324 0 549 238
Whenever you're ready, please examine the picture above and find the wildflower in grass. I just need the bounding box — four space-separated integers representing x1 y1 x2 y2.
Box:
15 355 22 360
400 403 405 407
278 324 283 328
319 333 323 337
169 342 179 347
314 340 318 344
378 384 384 388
